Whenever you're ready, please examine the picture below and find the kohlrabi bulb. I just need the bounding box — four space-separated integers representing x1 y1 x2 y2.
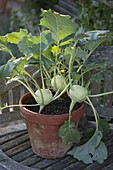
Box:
35 89 53 106
69 85 88 103
51 75 66 91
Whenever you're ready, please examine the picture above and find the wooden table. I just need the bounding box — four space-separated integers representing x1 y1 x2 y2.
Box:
1 122 113 170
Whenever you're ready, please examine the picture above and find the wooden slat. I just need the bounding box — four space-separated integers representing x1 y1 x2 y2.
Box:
104 73 113 107
1 133 29 151
102 163 113 170
0 150 37 170
5 141 31 157
0 165 6 170
86 106 113 119
12 148 34 163
20 85 26 97
0 81 20 95
59 0 78 15
0 112 24 128
13 85 21 105
0 95 2 114
32 158 61 169
8 89 14 112
0 130 27 145
90 82 101 107
45 156 77 170
0 92 9 113
53 0 78 18
21 154 43 167
0 122 27 137
62 162 87 170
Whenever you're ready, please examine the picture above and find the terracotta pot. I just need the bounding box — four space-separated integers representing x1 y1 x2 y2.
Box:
19 92 85 159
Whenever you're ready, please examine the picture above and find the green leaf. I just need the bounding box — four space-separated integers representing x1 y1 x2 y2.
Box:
18 36 40 55
75 47 88 61
83 128 95 139
51 45 61 54
46 79 51 88
79 31 112 49
60 38 74 46
28 57 40 65
74 27 88 42
59 121 81 145
0 63 14 80
43 46 53 61
18 31 53 55
93 141 108 164
85 30 110 41
41 54 53 68
99 118 110 134
40 9 78 42
5 29 28 44
40 31 53 51
0 59 20 80
72 73 81 82
11 57 28 77
82 62 107 74
0 43 13 55
83 38 106 52
0 38 15 58
68 130 107 164
0 57 28 81
0 36 7 45
91 73 104 84
64 47 72 65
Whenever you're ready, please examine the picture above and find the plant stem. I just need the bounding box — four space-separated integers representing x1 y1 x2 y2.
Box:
88 91 113 97
77 64 83 73
22 75 35 93
8 49 16 60
39 105 44 113
39 31 45 89
68 48 74 87
43 65 51 80
69 100 75 121
81 70 84 86
86 96 99 131
77 48 97 73
24 71 45 106
17 79 36 99
0 103 39 111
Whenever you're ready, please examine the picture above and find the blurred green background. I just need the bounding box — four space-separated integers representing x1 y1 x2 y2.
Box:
0 0 113 65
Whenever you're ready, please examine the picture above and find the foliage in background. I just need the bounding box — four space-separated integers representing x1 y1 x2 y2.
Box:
10 0 58 35
76 0 113 32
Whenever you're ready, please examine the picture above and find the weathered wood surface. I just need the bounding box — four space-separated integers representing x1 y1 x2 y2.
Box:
1 126 113 170
0 150 36 170
0 121 26 137
54 0 78 18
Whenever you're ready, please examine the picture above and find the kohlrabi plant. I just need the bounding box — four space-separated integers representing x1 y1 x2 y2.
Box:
0 9 113 164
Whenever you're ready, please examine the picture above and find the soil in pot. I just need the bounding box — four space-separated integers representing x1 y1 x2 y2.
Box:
26 95 81 115
20 93 84 159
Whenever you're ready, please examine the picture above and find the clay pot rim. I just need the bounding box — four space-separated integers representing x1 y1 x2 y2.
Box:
19 92 85 118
